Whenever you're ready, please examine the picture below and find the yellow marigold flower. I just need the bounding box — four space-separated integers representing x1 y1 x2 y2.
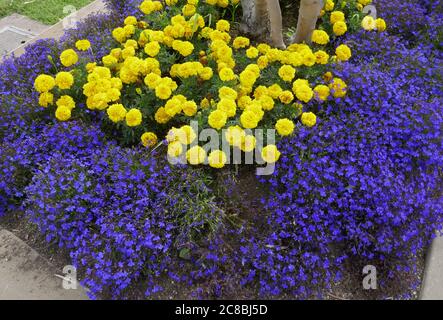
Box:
107 103 127 123
264 84 280 99
124 16 138 25
123 47 136 60
167 141 183 158
112 27 127 43
198 67 213 80
183 100 198 116
102 55 118 66
34 74 55 93
375 18 387 32
246 47 259 59
275 118 295 136
293 84 313 103
361 15 376 31
314 85 330 101
239 70 258 87
261 145 281 163
55 106 71 122
155 84 173 100
186 146 206 165
225 125 245 147
233 36 250 49
333 21 348 36
293 78 310 87
335 44 352 61
323 71 333 82
295 85 314 103
279 90 294 104
56 95 75 110
208 109 227 130
311 30 330 45
330 11 345 24
55 72 74 90
86 62 97 73
38 92 54 107
301 112 317 127
200 98 210 109
111 77 123 90
140 0 162 14
240 110 259 129
178 125 197 145
259 95 275 111
219 67 236 82
166 127 180 143
329 77 347 98
217 0 229 7
257 55 269 69
240 135 256 152
217 98 237 118
278 65 296 82
253 85 268 99
208 150 227 169
141 132 158 148
124 24 135 37
60 49 78 67
144 73 161 89
75 39 91 51
182 4 196 16
144 41 161 57
325 0 334 11
358 0 372 5
164 98 182 116
155 107 171 124
257 43 270 54
218 87 237 100
245 99 264 117
237 95 252 109
172 40 194 56
216 19 230 32
315 50 329 64
126 108 143 127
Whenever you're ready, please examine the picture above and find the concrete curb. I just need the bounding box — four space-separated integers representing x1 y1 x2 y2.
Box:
0 229 88 300
420 235 443 300
10 0 108 57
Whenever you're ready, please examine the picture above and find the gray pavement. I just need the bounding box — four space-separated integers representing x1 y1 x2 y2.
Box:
0 229 88 300
0 14 47 57
1 0 107 58
420 235 443 300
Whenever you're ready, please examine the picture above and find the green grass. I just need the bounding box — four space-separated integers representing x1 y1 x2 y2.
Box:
0 0 94 25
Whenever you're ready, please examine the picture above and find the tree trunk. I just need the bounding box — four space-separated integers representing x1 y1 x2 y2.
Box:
241 0 285 48
265 0 285 48
292 0 324 44
240 0 257 35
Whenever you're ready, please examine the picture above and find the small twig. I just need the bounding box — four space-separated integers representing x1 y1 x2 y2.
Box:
327 293 349 300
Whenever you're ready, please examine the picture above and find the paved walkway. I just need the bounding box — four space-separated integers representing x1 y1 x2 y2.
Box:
420 235 443 300
0 0 107 58
0 229 88 300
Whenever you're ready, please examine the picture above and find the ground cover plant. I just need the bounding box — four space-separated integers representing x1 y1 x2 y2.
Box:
0 0 442 299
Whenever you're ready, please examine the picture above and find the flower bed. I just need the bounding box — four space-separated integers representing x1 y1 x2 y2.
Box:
1 0 442 299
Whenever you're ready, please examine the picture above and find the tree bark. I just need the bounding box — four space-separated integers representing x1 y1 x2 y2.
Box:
241 0 285 48
240 0 323 46
240 0 257 35
265 0 285 48
292 0 324 44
